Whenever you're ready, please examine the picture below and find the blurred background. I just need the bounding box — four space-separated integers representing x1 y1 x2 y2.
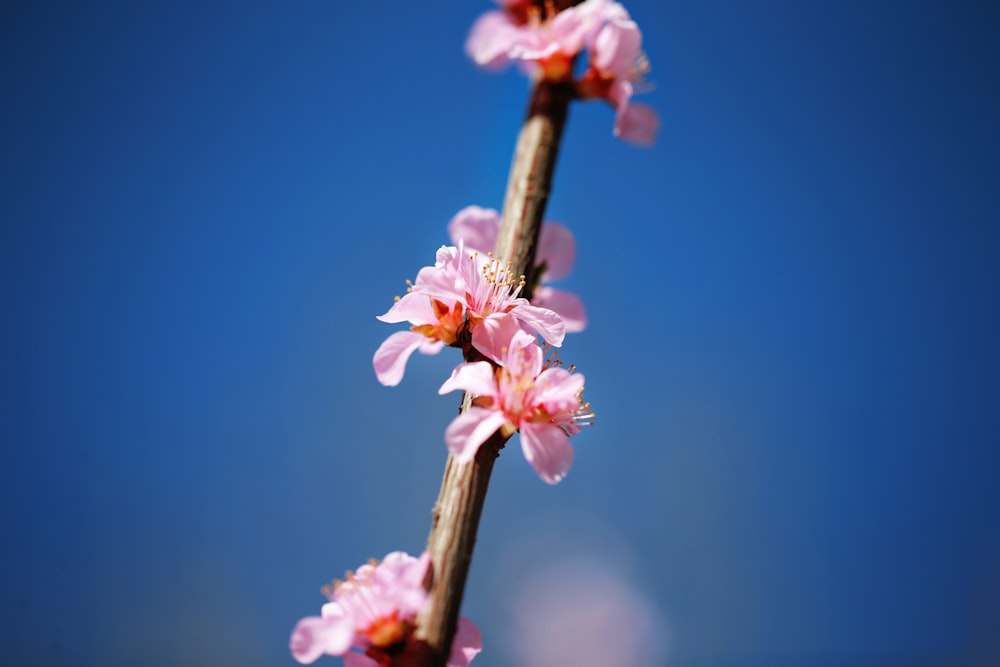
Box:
3 1 999 665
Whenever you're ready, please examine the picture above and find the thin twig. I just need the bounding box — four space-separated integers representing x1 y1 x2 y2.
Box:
398 78 573 667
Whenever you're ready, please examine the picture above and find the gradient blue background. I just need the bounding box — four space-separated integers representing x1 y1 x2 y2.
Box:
3 2 999 665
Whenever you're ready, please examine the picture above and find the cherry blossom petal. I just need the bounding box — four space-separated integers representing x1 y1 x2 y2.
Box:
508 29 565 62
448 616 484 667
511 303 566 346
375 551 430 615
289 613 354 664
445 408 510 462
316 600 340 617
502 328 545 378
550 0 614 55
434 243 460 267
448 206 500 254
536 221 576 281
376 292 435 324
615 101 659 147
545 5 591 56
410 262 466 303
593 14 641 78
373 331 443 387
439 361 498 399
291 551 480 666
343 653 379 667
466 10 522 69
520 422 575 484
471 313 528 364
607 77 633 109
533 367 585 408
532 286 587 333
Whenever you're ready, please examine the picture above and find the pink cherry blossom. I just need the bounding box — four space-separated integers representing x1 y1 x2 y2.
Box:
374 242 565 386
438 328 593 484
467 0 659 146
607 80 659 146
448 206 587 333
576 1 659 146
466 0 594 80
339 618 482 667
290 551 482 666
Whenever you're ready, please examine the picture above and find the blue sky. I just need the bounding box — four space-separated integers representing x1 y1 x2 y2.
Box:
3 2 999 666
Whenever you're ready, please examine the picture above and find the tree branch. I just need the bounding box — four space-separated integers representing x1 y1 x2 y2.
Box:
399 78 573 667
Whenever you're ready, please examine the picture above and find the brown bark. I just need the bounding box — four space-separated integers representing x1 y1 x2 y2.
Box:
397 78 573 667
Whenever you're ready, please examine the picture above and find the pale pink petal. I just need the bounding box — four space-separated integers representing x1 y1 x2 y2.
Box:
593 15 641 78
532 286 587 333
546 4 590 56
447 616 484 667
376 292 435 325
410 262 466 304
377 550 429 589
471 313 527 364
373 331 443 387
508 28 565 62
343 653 379 667
615 101 659 147
466 11 522 69
445 408 509 462
439 361 498 399
520 422 575 484
533 367 585 409
434 243 461 268
376 551 430 615
502 329 545 378
550 0 615 55
319 601 350 620
419 338 442 353
599 0 633 23
289 614 354 664
448 206 500 255
536 221 576 280
376 550 417 576
607 77 633 108
510 303 566 347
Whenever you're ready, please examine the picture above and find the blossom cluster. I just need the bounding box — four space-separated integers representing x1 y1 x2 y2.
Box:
291 4 654 663
467 0 659 146
290 551 482 666
374 206 594 485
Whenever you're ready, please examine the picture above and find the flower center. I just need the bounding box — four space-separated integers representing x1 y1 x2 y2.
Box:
364 612 409 649
540 51 574 81
411 298 464 345
465 252 525 320
500 345 595 432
